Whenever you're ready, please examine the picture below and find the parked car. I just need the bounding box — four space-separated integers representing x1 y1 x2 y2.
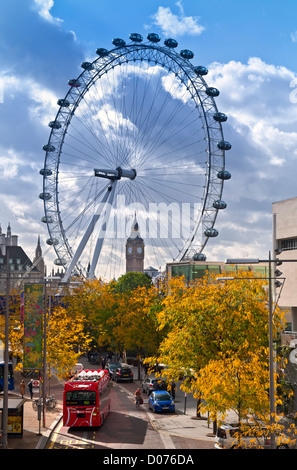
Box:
148 391 175 413
88 352 100 364
142 375 167 395
112 367 133 382
215 424 290 449
106 362 122 377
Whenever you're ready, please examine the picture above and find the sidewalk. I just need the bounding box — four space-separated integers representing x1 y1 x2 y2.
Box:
2 369 64 450
5 397 62 449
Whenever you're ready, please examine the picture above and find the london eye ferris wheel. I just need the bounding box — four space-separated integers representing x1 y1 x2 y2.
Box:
39 32 231 281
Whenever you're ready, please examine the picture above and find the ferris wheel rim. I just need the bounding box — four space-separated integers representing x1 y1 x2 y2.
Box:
40 33 230 278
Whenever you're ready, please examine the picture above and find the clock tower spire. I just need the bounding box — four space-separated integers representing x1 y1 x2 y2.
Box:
126 213 144 273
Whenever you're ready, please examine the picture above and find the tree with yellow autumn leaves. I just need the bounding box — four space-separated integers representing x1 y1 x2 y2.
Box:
151 271 297 446
0 285 90 379
2 268 296 446
65 274 162 360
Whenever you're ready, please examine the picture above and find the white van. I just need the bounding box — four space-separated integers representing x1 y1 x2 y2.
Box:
215 424 290 449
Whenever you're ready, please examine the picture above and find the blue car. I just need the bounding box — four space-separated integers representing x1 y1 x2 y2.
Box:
148 391 175 413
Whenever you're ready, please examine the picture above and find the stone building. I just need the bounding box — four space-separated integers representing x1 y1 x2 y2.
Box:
0 223 45 292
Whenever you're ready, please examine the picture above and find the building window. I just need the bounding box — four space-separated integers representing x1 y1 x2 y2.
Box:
280 238 297 251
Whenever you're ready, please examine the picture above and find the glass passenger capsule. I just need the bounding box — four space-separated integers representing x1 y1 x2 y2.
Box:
217 140 232 151
54 258 65 266
39 192 52 201
68 79 81 87
205 87 220 97
217 170 232 180
194 66 208 76
96 48 109 57
39 168 52 176
129 33 143 42
81 61 94 70
180 49 194 59
43 144 55 152
57 98 70 107
213 200 227 210
48 121 61 129
204 228 219 237
147 33 161 43
46 238 59 246
112 38 126 47
164 38 178 48
213 112 228 122
192 253 207 261
41 216 54 223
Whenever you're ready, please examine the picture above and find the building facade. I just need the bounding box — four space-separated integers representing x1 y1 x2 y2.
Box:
0 223 45 293
166 259 269 282
273 197 297 333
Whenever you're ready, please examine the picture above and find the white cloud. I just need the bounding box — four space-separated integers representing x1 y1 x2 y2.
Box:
0 149 22 179
198 57 297 261
152 2 204 37
32 0 63 25
207 58 297 166
1 72 58 126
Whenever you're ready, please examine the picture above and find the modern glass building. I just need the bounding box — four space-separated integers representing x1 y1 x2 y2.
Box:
166 260 269 283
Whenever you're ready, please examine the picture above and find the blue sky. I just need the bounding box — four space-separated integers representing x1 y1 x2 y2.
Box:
1 0 297 277
48 0 297 70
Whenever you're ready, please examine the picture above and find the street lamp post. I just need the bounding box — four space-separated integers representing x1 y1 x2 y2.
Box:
42 276 61 428
2 246 10 449
268 250 276 449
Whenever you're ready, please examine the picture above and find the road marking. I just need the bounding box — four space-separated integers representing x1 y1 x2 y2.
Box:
47 420 63 449
159 431 176 449
118 384 176 449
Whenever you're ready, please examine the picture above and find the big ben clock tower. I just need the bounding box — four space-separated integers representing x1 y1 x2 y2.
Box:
126 213 144 273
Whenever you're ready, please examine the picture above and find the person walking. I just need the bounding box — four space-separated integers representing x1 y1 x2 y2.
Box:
20 380 25 398
28 379 33 399
171 380 176 399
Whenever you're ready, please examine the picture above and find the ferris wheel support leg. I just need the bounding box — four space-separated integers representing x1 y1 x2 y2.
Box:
88 180 117 278
61 214 100 283
61 183 115 283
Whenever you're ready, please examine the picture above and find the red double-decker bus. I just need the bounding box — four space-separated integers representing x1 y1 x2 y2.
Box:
63 369 111 427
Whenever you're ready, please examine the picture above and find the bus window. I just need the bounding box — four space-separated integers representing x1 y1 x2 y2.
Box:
65 390 97 406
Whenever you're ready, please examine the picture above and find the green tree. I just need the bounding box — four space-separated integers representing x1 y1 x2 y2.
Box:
114 272 152 293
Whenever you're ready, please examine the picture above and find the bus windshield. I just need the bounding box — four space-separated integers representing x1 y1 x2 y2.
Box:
66 390 97 406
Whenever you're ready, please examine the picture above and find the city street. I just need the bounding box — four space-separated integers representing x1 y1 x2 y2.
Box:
44 362 215 450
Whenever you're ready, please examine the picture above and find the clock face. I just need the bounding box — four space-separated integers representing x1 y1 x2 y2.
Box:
137 246 142 254
127 246 132 254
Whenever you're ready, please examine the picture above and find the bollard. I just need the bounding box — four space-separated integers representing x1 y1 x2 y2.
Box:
184 392 187 414
37 402 42 435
